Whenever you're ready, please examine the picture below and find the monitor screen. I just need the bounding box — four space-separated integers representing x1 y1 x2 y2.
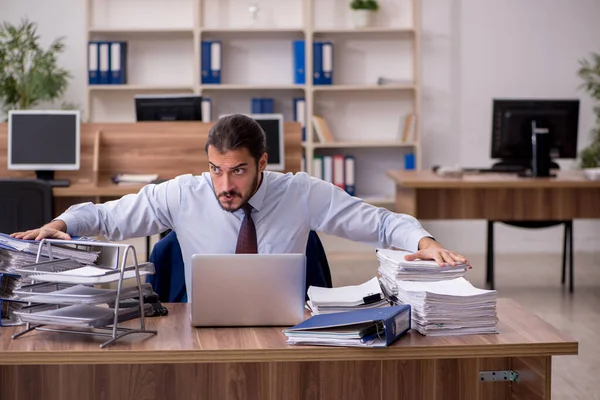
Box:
135 94 202 121
8 110 80 171
217 113 285 171
491 100 579 162
249 114 284 171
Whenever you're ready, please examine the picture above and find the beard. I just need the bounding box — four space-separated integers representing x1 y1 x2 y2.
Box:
214 171 260 212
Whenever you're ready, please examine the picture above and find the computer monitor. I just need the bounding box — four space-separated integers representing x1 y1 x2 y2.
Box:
135 94 202 121
491 99 579 168
8 110 80 183
217 113 285 171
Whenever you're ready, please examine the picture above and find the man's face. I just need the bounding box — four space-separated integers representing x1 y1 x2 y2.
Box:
207 146 267 212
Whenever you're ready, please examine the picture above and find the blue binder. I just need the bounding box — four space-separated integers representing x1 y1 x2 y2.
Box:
313 41 323 85
251 97 262 113
262 98 274 113
201 41 211 84
284 304 411 347
109 41 128 84
293 40 305 84
98 41 110 85
88 41 99 85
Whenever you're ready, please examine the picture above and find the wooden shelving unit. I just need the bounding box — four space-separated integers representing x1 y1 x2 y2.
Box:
84 0 421 208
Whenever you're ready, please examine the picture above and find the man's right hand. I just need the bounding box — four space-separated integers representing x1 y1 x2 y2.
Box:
10 220 71 241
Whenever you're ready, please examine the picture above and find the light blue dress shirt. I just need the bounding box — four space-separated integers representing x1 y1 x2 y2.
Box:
57 171 432 297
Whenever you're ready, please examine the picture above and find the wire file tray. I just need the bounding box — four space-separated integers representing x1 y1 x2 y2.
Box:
10 238 158 348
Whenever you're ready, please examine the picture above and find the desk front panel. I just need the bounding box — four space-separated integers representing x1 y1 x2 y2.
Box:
397 187 600 220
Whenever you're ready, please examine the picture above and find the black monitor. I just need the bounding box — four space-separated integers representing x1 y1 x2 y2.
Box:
491 99 579 169
135 94 202 121
8 110 80 185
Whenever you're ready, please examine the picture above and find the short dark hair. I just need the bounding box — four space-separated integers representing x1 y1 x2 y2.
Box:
205 114 267 163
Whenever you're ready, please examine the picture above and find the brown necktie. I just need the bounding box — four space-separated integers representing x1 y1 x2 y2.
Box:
235 203 257 254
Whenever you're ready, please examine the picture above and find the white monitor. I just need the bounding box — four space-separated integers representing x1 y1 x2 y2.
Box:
218 113 285 171
8 110 80 181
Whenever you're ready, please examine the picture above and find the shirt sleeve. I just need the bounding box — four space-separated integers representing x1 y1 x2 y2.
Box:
304 175 432 253
55 178 182 241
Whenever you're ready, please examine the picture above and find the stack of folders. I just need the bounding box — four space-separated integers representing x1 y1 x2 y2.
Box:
283 304 411 348
306 277 391 315
0 233 100 266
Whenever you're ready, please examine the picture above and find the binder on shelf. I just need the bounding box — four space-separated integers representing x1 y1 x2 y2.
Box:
322 155 333 183
251 97 262 113
201 41 211 84
262 98 274 113
293 40 305 84
313 156 323 180
344 155 356 196
283 304 411 348
294 98 306 141
404 153 415 170
321 41 333 85
210 40 222 84
109 41 128 84
313 41 322 85
88 41 99 85
98 42 110 85
333 155 345 190
201 98 212 122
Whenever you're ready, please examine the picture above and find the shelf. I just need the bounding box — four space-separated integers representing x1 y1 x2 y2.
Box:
313 84 415 92
89 85 195 92
201 84 306 91
306 141 418 149
88 27 194 37
313 27 415 34
201 27 304 35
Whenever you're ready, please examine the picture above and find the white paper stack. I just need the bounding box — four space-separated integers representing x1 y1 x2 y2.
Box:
0 233 100 265
306 277 391 315
376 248 467 282
393 278 498 336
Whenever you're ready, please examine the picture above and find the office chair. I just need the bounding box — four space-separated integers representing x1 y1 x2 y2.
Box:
0 179 53 233
486 220 573 292
147 230 333 303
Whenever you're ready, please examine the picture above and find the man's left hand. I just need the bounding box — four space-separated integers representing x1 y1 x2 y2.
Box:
404 237 472 268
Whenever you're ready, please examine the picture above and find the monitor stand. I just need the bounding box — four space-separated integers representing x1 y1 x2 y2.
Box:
36 170 71 187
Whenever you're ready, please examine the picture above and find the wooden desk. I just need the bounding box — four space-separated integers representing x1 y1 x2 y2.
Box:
387 170 600 221
0 299 577 400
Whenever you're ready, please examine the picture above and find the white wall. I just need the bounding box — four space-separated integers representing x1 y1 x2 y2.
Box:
419 0 600 254
1 0 598 254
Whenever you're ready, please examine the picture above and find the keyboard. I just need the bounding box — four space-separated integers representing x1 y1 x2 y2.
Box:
47 179 71 187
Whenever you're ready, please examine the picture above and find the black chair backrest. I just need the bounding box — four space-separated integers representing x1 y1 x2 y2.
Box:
0 179 53 233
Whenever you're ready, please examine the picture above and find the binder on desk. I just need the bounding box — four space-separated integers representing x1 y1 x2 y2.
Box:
109 41 128 84
88 41 99 85
283 305 411 348
98 42 110 84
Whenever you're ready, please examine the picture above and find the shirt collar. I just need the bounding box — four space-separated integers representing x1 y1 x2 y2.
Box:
247 172 267 212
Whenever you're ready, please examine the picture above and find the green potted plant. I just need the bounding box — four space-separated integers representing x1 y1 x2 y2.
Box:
577 52 600 178
350 0 379 29
0 18 72 118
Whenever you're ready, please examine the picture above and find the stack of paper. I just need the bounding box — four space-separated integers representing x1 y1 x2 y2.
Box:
377 248 467 283
0 233 100 265
393 278 497 336
306 277 391 315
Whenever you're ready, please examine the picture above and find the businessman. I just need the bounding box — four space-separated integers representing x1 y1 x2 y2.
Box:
12 114 470 291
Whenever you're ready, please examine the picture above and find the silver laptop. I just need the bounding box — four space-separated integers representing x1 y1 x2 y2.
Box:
190 253 306 327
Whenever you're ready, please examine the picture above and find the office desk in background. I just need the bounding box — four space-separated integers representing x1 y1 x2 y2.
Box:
0 299 577 400
386 170 600 220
